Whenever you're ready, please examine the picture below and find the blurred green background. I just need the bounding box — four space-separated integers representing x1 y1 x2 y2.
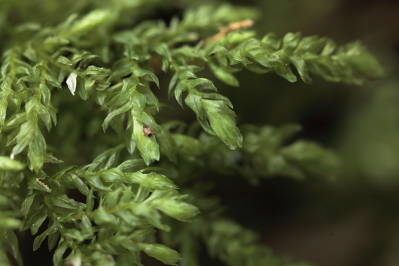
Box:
220 1 399 266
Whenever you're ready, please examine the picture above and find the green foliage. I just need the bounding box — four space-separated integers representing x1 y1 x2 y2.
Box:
202 218 309 266
0 1 383 266
0 156 25 171
19 151 197 265
200 124 340 183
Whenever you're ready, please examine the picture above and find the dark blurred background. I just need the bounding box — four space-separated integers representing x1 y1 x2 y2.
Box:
216 1 399 266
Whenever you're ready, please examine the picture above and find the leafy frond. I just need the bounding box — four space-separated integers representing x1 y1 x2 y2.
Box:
166 124 339 183
202 218 310 266
23 151 198 265
204 31 384 85
0 1 383 266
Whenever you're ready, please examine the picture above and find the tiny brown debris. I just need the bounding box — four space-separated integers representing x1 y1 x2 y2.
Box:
207 19 255 43
143 125 154 137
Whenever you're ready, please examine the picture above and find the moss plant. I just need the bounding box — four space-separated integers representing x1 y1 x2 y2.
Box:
0 1 383 265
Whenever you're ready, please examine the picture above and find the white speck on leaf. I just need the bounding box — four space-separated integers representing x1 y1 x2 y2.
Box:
66 72 78 95
67 254 82 266
36 178 51 192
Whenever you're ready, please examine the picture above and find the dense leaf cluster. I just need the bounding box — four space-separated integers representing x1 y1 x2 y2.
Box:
0 1 382 266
